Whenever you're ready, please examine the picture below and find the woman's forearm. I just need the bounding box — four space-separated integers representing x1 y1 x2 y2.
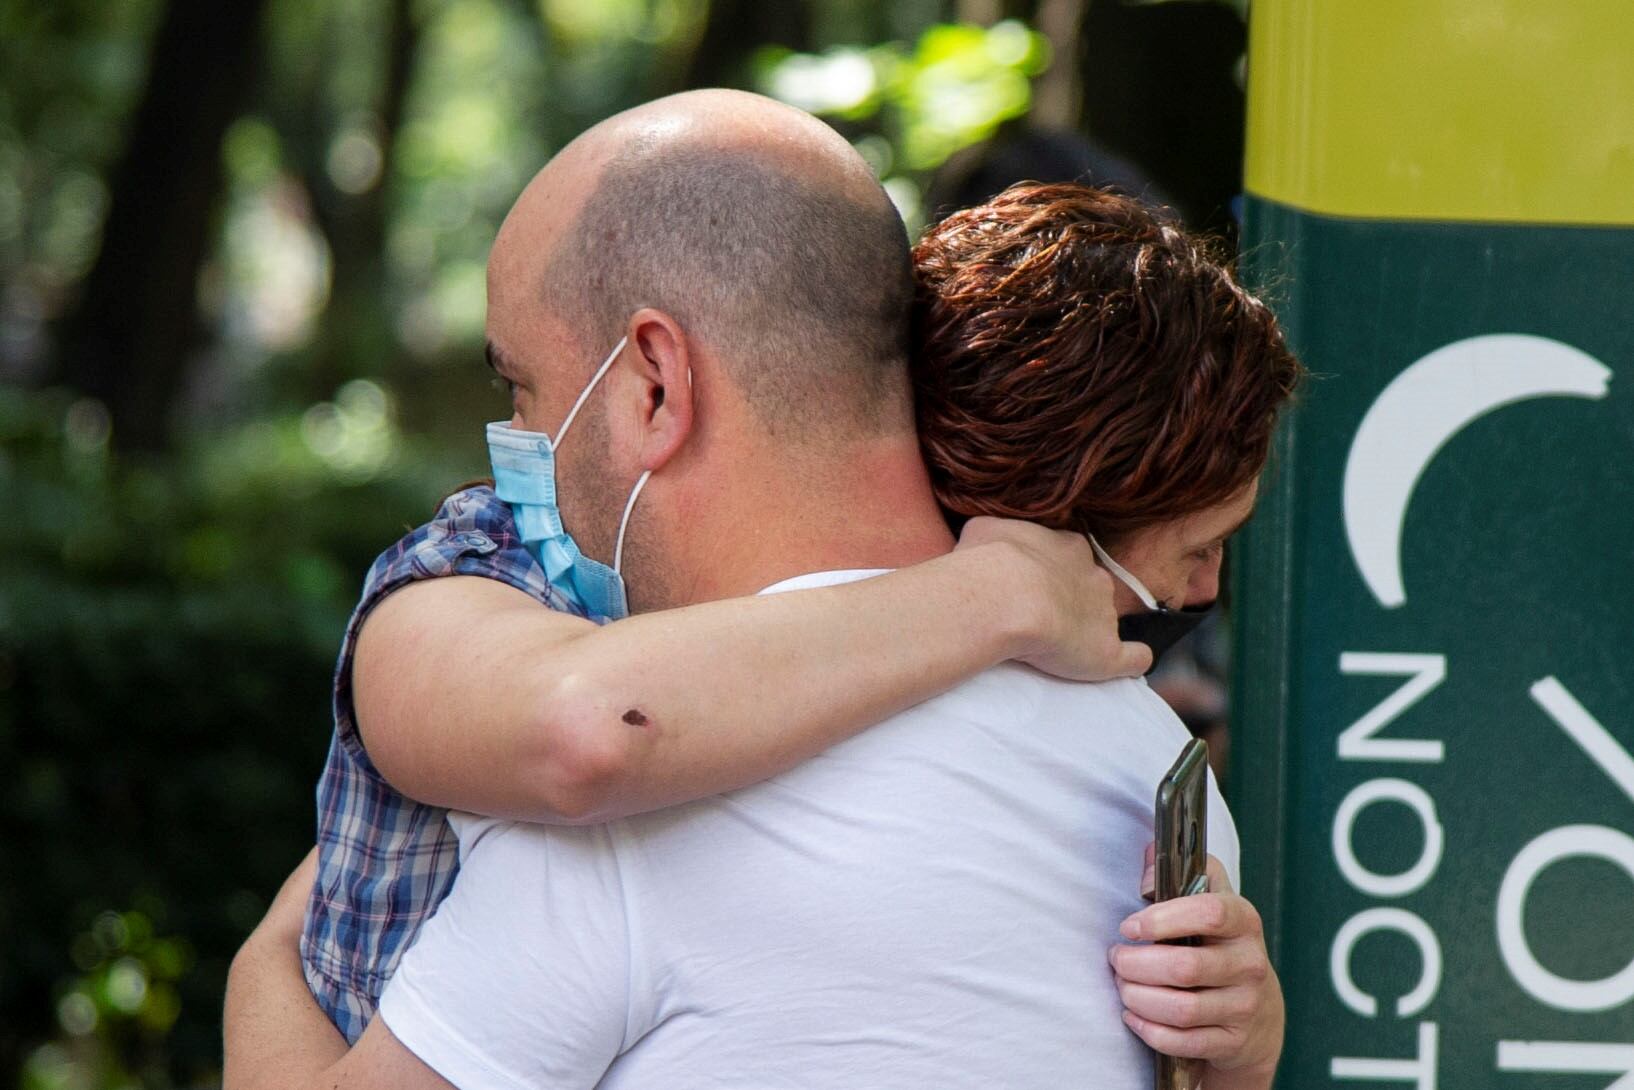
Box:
541 540 1044 822
222 851 346 1090
358 519 1132 823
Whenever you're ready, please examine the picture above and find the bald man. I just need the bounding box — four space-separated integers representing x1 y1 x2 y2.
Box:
259 87 1144 1052
223 91 1281 1089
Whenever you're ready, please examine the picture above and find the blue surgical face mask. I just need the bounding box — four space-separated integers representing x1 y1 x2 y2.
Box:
486 335 650 622
1089 535 1214 673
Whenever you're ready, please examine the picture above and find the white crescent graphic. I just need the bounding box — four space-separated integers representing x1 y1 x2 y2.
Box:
1343 333 1612 609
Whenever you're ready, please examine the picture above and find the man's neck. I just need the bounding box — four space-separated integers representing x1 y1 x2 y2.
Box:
675 435 957 604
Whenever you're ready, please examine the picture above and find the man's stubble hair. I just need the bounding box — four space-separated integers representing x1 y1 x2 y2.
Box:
543 139 916 443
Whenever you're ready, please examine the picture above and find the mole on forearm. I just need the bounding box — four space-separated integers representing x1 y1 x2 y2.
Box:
621 708 650 727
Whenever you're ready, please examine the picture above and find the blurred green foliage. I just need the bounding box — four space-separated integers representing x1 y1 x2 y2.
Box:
0 0 160 323
757 19 1050 228
20 908 192 1090
0 384 451 1086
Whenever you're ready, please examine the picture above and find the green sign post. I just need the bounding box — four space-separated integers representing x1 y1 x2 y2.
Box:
1233 3 1634 1086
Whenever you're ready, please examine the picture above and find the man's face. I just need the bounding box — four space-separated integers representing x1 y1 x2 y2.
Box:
485 339 628 570
1104 480 1259 613
483 208 582 437
481 137 612 435
484 198 629 567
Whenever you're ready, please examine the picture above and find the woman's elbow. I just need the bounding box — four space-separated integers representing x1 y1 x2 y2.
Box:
532 672 638 824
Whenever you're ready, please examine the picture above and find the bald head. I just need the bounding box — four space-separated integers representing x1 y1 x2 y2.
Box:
505 91 915 440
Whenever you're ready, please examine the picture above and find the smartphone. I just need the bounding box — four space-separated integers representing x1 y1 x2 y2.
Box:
1152 737 1210 1090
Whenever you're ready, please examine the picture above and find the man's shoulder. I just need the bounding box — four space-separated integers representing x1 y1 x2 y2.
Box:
447 812 620 873
326 485 575 761
1026 668 1193 747
941 662 1174 723
897 664 1196 774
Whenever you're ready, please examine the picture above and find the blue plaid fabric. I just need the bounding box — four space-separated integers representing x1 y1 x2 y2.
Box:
300 485 582 1043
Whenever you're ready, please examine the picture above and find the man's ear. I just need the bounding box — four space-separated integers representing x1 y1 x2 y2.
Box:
623 307 695 473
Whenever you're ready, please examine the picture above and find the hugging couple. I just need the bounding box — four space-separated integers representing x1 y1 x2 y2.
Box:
225 89 1301 1089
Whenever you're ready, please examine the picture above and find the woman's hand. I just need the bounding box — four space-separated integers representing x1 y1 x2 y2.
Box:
956 516 1152 681
1109 850 1284 1089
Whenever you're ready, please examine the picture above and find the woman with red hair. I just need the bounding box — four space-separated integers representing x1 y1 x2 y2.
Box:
916 182 1300 645
913 182 1303 1088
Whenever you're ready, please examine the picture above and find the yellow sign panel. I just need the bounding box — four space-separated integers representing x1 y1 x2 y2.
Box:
1244 0 1634 224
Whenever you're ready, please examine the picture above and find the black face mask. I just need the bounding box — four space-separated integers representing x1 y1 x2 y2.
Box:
1117 603 1214 675
1089 535 1214 674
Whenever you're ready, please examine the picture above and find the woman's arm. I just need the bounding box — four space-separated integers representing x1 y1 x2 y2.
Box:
1110 853 1285 1090
224 851 452 1090
354 516 1148 823
222 850 346 1090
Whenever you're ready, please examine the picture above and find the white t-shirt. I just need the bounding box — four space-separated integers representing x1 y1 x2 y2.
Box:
379 569 1240 1090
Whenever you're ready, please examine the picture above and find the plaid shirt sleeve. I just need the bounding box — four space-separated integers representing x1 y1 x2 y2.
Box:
303 484 583 1042
328 483 573 769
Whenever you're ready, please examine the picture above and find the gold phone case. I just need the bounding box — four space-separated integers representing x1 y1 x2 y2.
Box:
1153 739 1210 1090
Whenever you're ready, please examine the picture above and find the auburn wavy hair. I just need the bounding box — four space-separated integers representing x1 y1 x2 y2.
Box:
912 182 1303 542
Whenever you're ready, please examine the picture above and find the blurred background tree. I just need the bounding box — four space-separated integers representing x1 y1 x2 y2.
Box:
0 0 1246 1085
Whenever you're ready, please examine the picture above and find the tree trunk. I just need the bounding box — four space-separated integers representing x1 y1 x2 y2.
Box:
52 0 270 453
1030 0 1088 129
1076 0 1246 233
957 0 1004 24
302 0 419 400
683 0 809 91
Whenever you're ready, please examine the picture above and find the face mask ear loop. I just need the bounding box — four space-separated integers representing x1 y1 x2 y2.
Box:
1088 534 1162 612
610 363 688 576
613 470 651 575
552 335 629 450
